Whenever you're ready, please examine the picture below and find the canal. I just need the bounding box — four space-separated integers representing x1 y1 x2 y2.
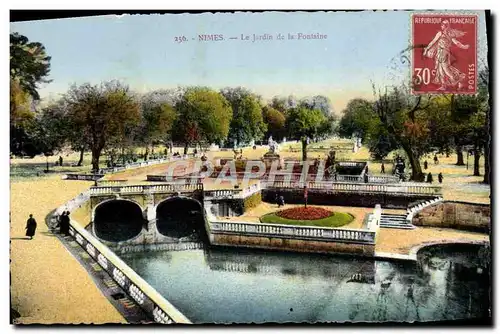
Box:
120 243 490 324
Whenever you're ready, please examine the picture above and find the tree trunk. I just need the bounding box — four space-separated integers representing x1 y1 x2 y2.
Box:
91 149 101 173
184 143 189 155
144 145 149 161
473 147 481 176
483 109 490 184
402 143 422 181
121 146 125 166
455 145 465 165
77 147 85 166
170 140 173 154
301 138 308 161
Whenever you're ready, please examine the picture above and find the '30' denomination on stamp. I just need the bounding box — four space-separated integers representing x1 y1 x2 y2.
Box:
411 13 478 95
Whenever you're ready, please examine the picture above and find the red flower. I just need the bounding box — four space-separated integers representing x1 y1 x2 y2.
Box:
277 207 332 220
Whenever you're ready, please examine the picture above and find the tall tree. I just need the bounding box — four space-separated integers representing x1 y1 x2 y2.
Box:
32 101 68 171
285 107 326 161
64 81 141 171
173 87 232 154
338 98 375 141
262 105 286 141
139 91 178 160
221 87 266 146
299 95 334 117
10 32 51 101
373 87 435 181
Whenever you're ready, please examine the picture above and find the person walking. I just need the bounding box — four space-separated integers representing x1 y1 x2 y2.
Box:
25 214 37 240
438 172 443 184
427 172 433 184
381 163 385 174
59 156 63 167
423 160 428 170
59 211 67 234
279 195 285 207
434 155 439 165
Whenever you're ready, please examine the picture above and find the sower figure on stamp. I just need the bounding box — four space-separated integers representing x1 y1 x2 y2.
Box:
25 214 37 240
423 20 469 91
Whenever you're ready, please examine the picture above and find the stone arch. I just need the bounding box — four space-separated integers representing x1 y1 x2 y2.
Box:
93 198 145 242
155 196 206 239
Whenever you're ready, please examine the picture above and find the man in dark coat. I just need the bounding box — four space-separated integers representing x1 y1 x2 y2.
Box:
25 214 37 240
427 172 433 184
423 160 428 170
381 163 385 174
438 172 443 184
60 211 71 236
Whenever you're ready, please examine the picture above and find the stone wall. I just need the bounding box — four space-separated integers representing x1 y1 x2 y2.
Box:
212 234 375 256
412 201 490 233
262 188 436 209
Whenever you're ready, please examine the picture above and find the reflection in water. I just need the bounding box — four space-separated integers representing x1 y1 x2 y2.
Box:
122 244 490 324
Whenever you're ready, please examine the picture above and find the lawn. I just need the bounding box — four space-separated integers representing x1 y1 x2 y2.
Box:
260 209 354 228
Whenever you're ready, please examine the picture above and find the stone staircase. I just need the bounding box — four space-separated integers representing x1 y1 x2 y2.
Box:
379 214 415 229
379 196 443 230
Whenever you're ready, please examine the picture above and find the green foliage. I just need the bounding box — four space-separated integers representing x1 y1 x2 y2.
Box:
286 107 326 140
299 95 334 117
10 32 51 100
285 106 327 160
338 98 377 140
174 87 233 147
262 105 286 141
244 192 262 211
221 87 266 145
64 81 141 170
260 211 354 228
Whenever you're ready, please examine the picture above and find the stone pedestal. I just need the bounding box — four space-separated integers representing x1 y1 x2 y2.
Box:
263 152 281 169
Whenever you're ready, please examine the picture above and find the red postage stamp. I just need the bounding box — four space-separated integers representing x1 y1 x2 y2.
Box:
411 13 478 95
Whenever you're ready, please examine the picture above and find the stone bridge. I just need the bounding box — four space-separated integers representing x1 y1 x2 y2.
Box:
89 183 205 248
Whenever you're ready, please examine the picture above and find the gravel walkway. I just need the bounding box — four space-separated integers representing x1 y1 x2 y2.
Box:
10 175 125 324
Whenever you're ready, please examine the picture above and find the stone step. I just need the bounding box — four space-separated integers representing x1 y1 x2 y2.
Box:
381 214 407 219
380 223 416 230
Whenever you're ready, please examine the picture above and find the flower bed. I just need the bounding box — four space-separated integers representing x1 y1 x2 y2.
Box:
261 208 354 228
277 206 332 220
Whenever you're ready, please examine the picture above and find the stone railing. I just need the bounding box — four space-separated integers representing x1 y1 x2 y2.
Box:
263 180 442 196
406 196 444 223
63 174 105 181
96 179 129 186
96 154 200 175
52 192 191 324
89 183 203 196
335 175 362 182
367 175 400 183
208 220 376 244
204 182 261 200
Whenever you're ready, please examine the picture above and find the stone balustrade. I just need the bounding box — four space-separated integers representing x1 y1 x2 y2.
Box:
406 196 444 223
263 180 442 196
52 192 191 324
89 183 203 196
63 174 104 181
208 220 376 244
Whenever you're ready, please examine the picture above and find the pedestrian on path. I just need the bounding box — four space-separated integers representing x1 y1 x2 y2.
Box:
381 163 385 174
423 160 428 170
427 172 433 184
434 155 439 165
25 214 37 240
438 172 443 184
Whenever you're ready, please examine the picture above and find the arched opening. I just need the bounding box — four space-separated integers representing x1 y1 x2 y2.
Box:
156 197 206 239
94 200 144 242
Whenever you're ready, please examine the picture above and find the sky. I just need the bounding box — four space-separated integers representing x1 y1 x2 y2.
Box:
10 10 488 113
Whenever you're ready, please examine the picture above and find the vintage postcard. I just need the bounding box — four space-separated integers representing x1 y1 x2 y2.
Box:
9 10 491 326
